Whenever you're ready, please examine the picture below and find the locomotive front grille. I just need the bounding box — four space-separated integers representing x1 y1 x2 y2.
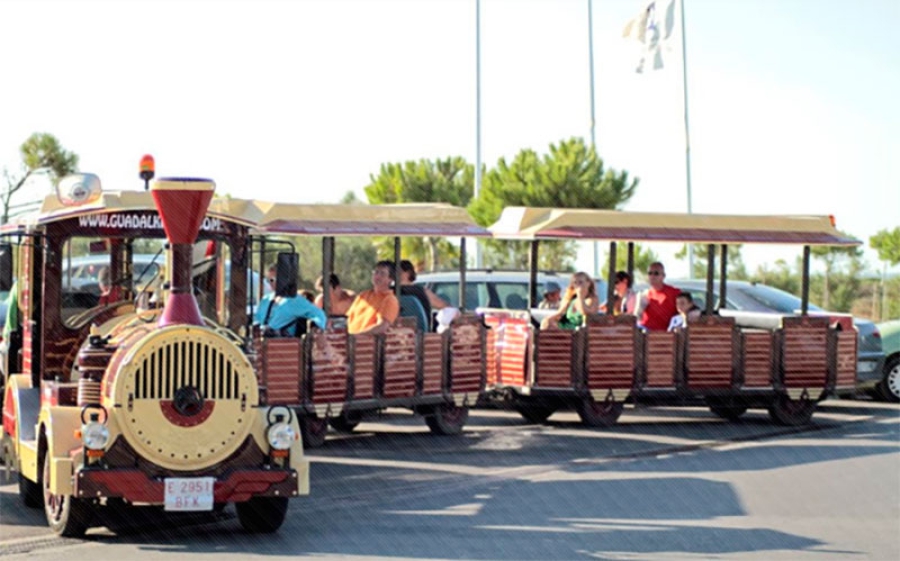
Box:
110 325 259 471
134 341 239 400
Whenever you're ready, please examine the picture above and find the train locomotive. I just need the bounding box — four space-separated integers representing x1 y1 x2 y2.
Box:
1 171 308 537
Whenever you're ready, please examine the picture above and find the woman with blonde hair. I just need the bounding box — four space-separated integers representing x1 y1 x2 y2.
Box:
540 271 600 330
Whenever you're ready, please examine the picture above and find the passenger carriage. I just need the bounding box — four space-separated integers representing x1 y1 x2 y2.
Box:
248 203 491 447
482 207 860 427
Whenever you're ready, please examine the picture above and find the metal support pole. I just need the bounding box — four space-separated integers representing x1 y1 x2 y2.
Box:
719 244 728 310
801 246 811 315
322 237 334 315
529 240 540 308
459 237 467 311
393 237 402 300
606 241 617 315
705 244 715 315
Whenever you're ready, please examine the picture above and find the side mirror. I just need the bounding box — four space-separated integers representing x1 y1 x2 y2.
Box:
275 252 298 297
0 243 12 292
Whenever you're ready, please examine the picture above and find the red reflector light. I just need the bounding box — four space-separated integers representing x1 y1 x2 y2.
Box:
270 449 289 458
86 449 104 459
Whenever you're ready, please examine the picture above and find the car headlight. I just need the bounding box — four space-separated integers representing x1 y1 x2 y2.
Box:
81 421 110 450
266 422 296 451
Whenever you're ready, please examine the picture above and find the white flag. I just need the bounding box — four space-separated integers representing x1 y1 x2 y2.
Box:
622 0 678 73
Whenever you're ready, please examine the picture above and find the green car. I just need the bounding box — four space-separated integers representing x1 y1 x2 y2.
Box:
876 319 900 402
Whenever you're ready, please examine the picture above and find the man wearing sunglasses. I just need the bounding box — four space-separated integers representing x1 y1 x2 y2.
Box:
636 262 680 331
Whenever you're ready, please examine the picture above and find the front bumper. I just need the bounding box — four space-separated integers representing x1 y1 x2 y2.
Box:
75 467 303 504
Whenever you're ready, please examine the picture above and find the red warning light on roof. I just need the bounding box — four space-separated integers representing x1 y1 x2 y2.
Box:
139 154 155 181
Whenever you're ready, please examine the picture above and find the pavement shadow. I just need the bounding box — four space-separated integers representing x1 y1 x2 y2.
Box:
115 476 835 560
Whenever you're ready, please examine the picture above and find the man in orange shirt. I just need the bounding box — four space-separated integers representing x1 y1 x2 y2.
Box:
346 260 400 335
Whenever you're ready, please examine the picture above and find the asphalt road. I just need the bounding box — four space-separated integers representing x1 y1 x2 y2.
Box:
1 399 898 560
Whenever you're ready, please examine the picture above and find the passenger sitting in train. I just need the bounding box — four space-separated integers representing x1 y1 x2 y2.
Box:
600 270 637 315
538 282 562 309
256 265 327 336
636 262 680 331
97 266 120 306
345 260 400 335
398 259 448 330
314 273 356 316
540 271 599 330
667 291 702 332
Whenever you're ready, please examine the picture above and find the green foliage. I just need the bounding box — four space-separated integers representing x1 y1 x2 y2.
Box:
275 235 378 294
674 244 749 280
2 132 79 223
20 133 79 180
604 242 659 280
870 227 900 266
750 259 801 296
468 137 638 272
364 157 473 269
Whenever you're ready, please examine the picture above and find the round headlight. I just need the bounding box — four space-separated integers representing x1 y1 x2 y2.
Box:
81 422 110 450
266 422 295 451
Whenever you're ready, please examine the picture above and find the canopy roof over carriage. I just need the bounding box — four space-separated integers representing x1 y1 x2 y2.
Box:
1 192 489 238
1 191 264 231
489 207 860 246
250 202 490 237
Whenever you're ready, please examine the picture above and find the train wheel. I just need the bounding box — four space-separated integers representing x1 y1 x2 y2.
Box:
876 356 900 403
328 411 363 433
236 496 289 533
425 403 468 435
43 454 91 537
707 398 748 421
575 396 623 428
19 473 42 508
512 401 556 424
767 394 816 426
299 415 328 449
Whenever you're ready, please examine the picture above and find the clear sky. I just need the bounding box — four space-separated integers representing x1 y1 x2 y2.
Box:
1 0 897 278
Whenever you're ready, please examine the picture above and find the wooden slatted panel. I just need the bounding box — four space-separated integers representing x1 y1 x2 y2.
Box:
781 316 829 388
534 329 574 388
742 330 773 387
585 316 635 390
383 323 418 399
448 315 485 394
482 311 530 387
351 335 377 399
644 331 677 387
421 333 444 395
262 338 303 404
835 330 857 388
309 329 349 404
685 318 735 389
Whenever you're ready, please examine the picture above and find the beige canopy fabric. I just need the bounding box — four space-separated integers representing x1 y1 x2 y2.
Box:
4 192 489 238
252 202 490 237
489 207 860 246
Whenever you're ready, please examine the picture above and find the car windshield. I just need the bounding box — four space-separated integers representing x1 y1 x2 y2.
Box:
735 284 823 313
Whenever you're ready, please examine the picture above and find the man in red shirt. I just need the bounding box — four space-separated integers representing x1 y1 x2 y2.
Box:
636 261 680 331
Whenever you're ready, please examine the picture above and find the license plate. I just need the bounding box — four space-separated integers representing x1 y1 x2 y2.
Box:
857 361 876 373
164 477 215 512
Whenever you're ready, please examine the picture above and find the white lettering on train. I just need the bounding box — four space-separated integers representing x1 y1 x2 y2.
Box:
77 214 223 232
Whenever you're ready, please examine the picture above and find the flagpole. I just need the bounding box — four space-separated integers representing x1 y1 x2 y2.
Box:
588 0 600 278
475 0 484 269
680 0 695 278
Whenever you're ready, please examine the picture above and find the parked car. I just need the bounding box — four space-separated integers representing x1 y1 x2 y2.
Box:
874 319 900 402
415 270 608 326
672 280 885 397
